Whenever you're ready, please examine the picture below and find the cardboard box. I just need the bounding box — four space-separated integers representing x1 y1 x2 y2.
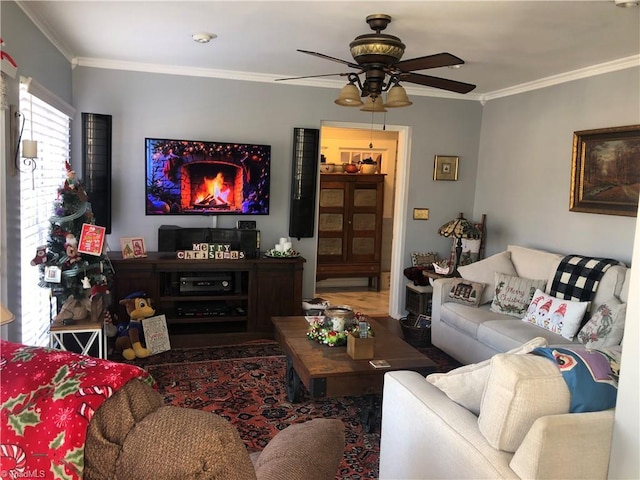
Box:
347 332 375 360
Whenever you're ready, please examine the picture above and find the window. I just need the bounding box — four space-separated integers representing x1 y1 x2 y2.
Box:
18 80 72 346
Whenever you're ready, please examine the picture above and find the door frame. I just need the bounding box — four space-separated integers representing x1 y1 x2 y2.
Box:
317 120 412 319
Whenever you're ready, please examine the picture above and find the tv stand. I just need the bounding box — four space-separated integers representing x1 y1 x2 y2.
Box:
110 252 304 347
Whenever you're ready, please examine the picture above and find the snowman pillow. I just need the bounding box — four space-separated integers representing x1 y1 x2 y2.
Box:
522 289 589 340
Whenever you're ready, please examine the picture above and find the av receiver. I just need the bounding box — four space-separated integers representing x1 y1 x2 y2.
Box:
179 273 234 295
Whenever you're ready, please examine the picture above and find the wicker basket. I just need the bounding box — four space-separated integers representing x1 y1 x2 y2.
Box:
400 317 432 348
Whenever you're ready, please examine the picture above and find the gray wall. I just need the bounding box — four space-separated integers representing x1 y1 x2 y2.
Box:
70 67 482 297
476 68 640 265
1 1 72 341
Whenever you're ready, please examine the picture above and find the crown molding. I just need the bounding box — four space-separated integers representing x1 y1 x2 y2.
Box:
479 55 640 103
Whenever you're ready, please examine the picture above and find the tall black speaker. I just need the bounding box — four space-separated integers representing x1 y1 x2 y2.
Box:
82 113 112 233
289 128 320 239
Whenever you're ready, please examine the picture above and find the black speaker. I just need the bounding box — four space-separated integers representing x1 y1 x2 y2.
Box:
82 113 112 233
289 128 320 239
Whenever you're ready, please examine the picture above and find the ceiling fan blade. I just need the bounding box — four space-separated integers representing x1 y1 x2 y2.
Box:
393 53 464 72
402 72 476 94
275 72 351 82
297 49 361 69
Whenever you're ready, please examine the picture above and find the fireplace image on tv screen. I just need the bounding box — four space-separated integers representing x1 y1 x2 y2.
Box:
145 138 270 216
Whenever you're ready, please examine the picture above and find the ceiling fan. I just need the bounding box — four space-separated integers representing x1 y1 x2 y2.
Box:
276 14 476 104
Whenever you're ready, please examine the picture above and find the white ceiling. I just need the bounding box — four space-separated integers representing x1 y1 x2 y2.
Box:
16 1 640 101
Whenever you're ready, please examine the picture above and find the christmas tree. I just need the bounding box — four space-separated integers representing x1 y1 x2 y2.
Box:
32 162 114 304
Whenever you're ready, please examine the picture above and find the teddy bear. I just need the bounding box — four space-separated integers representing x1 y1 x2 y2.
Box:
113 292 154 360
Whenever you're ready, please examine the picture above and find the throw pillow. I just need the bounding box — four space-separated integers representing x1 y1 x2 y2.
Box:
490 273 547 318
522 289 589 340
478 353 570 452
426 337 548 416
577 297 627 348
447 279 486 307
532 346 620 413
458 251 518 305
410 251 438 267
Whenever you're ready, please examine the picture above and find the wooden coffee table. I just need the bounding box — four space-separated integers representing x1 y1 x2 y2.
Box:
272 316 437 401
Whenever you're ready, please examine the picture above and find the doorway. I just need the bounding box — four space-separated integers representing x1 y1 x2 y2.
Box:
314 121 411 319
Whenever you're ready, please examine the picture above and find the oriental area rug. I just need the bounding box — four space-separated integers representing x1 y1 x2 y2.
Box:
140 341 459 480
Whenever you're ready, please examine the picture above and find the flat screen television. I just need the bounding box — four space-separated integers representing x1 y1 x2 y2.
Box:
145 138 270 216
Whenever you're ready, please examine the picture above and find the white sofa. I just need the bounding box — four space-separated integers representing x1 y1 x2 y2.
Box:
379 367 615 479
431 245 630 365
378 245 629 479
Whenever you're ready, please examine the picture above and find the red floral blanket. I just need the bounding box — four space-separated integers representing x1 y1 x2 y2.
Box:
0 340 154 479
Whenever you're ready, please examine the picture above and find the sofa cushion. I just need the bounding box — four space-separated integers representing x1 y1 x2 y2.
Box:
593 265 628 308
447 278 486 307
458 251 518 305
577 297 626 348
507 245 563 293
522 289 589 340
490 273 547 318
439 303 498 339
532 346 620 413
477 319 576 353
478 354 570 452
426 337 547 415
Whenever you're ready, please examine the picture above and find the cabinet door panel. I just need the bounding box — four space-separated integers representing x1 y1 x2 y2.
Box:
319 213 344 232
353 188 378 207
318 238 343 256
319 188 344 208
352 213 376 231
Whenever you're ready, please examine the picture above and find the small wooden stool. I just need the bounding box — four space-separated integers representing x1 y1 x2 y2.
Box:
49 316 106 359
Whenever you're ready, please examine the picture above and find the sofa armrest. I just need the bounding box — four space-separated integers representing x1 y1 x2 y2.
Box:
510 410 615 480
431 278 457 314
380 371 518 479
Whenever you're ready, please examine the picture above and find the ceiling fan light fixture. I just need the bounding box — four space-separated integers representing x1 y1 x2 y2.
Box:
360 96 387 113
335 83 364 106
384 84 412 108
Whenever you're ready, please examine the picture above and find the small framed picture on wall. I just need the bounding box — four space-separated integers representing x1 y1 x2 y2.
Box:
433 155 459 181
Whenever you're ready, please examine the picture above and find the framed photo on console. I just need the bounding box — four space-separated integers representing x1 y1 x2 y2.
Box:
570 124 640 217
120 237 147 259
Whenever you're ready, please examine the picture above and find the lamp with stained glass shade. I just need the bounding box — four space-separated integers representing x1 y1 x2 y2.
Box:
438 213 481 272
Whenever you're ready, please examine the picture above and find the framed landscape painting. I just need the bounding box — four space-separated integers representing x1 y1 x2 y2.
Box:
570 125 640 217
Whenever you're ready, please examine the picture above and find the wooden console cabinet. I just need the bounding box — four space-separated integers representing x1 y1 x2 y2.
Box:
316 173 385 290
110 252 304 345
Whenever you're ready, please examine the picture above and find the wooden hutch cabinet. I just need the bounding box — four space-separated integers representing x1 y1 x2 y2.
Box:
316 173 385 290
110 252 304 346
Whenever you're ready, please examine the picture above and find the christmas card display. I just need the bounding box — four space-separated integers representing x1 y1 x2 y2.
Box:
141 314 171 355
78 223 106 256
120 237 147 259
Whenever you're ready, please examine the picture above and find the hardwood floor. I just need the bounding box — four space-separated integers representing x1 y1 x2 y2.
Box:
314 286 390 317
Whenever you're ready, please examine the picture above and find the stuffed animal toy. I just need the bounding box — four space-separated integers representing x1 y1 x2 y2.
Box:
115 292 154 360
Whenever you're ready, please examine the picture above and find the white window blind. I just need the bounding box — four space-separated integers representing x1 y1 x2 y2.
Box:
19 82 70 346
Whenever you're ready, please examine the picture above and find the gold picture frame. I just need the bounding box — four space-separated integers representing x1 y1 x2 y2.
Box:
433 155 459 181
570 125 640 217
